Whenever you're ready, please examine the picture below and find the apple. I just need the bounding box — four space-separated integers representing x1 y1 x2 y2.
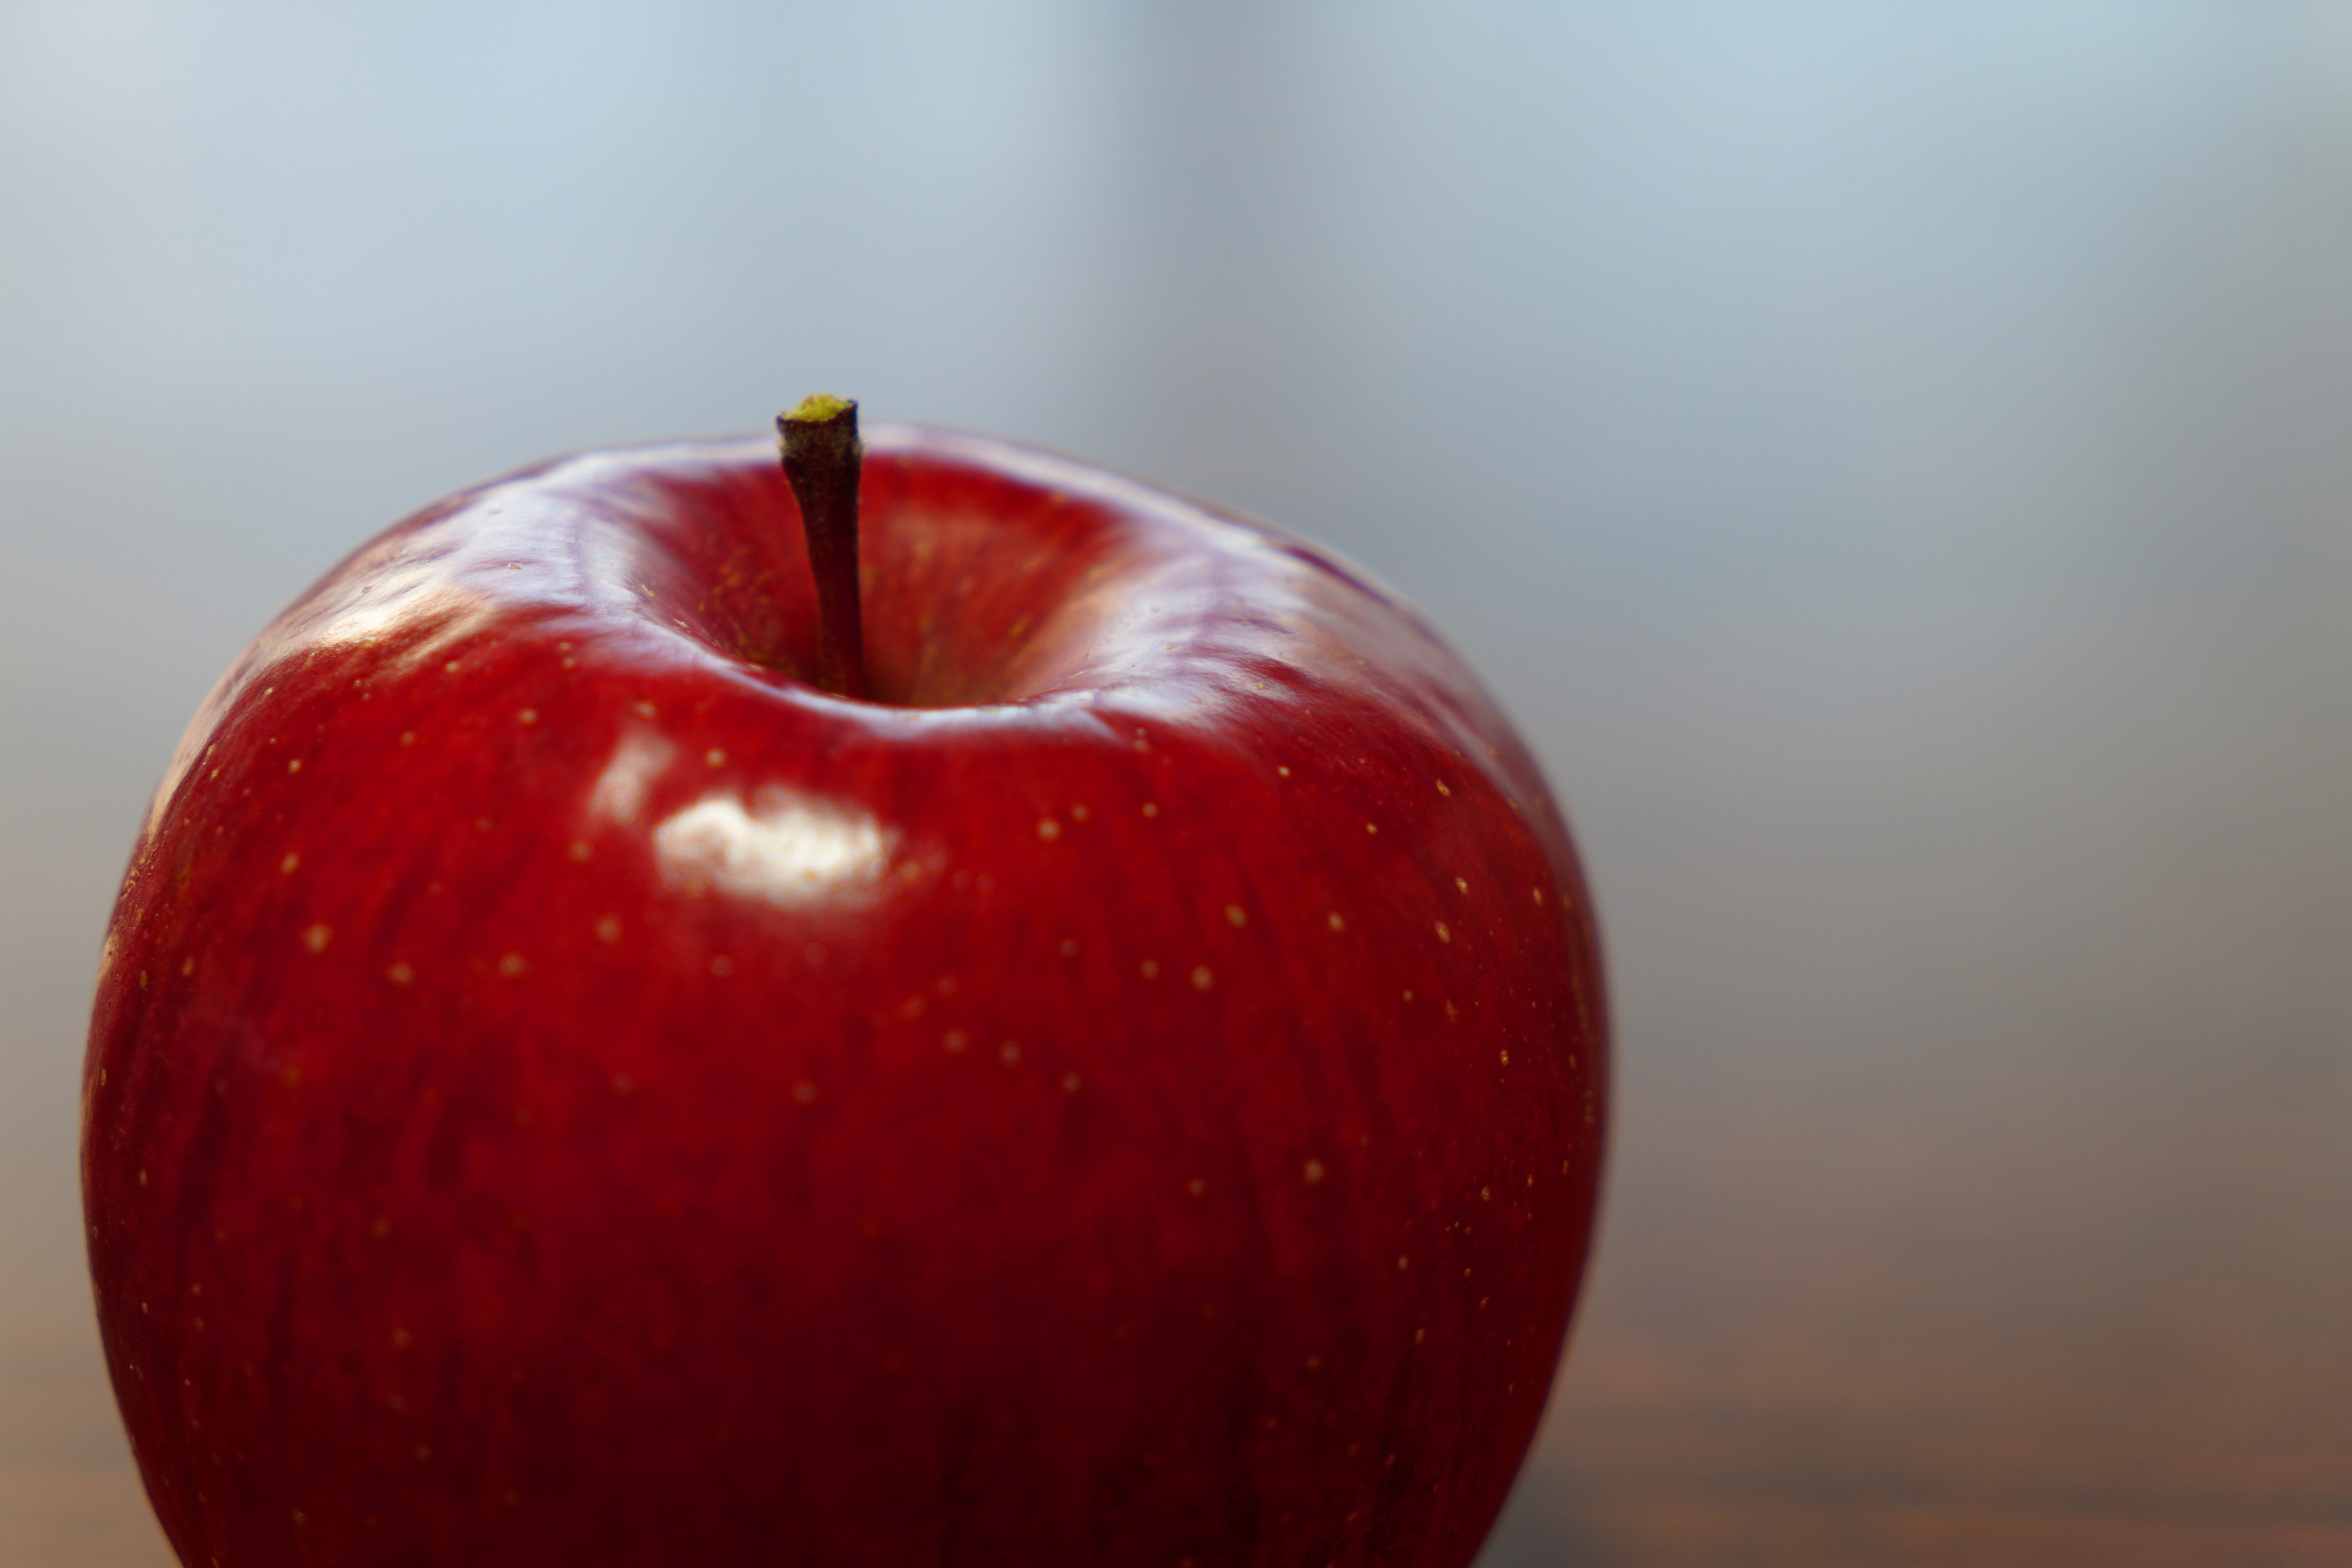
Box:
83 409 1607 1567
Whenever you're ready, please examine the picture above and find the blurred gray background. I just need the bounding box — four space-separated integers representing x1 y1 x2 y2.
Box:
7 3 2351 1564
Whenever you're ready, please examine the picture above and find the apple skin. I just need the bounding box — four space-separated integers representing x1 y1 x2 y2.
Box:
83 424 1607 1568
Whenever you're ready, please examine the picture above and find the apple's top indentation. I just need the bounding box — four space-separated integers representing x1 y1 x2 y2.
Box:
137 422 1572 886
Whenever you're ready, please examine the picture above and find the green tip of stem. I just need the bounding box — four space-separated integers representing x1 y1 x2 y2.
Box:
783 392 855 424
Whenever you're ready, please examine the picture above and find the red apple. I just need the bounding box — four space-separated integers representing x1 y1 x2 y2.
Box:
83 418 1607 1567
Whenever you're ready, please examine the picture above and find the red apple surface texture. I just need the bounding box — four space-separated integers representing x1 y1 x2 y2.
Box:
83 421 1608 1567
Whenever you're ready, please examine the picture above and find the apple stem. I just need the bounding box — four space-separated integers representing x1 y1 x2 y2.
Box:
778 394 869 699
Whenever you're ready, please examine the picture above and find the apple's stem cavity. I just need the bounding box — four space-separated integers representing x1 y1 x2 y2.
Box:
779 394 868 699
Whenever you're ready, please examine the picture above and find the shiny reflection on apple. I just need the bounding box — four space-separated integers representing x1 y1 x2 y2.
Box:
652 786 895 908
586 731 678 827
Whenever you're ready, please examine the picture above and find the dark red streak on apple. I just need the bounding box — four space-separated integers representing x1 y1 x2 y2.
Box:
83 424 1607 1568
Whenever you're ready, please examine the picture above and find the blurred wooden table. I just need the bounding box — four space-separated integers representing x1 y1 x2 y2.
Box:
1490 1022 2352 1564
